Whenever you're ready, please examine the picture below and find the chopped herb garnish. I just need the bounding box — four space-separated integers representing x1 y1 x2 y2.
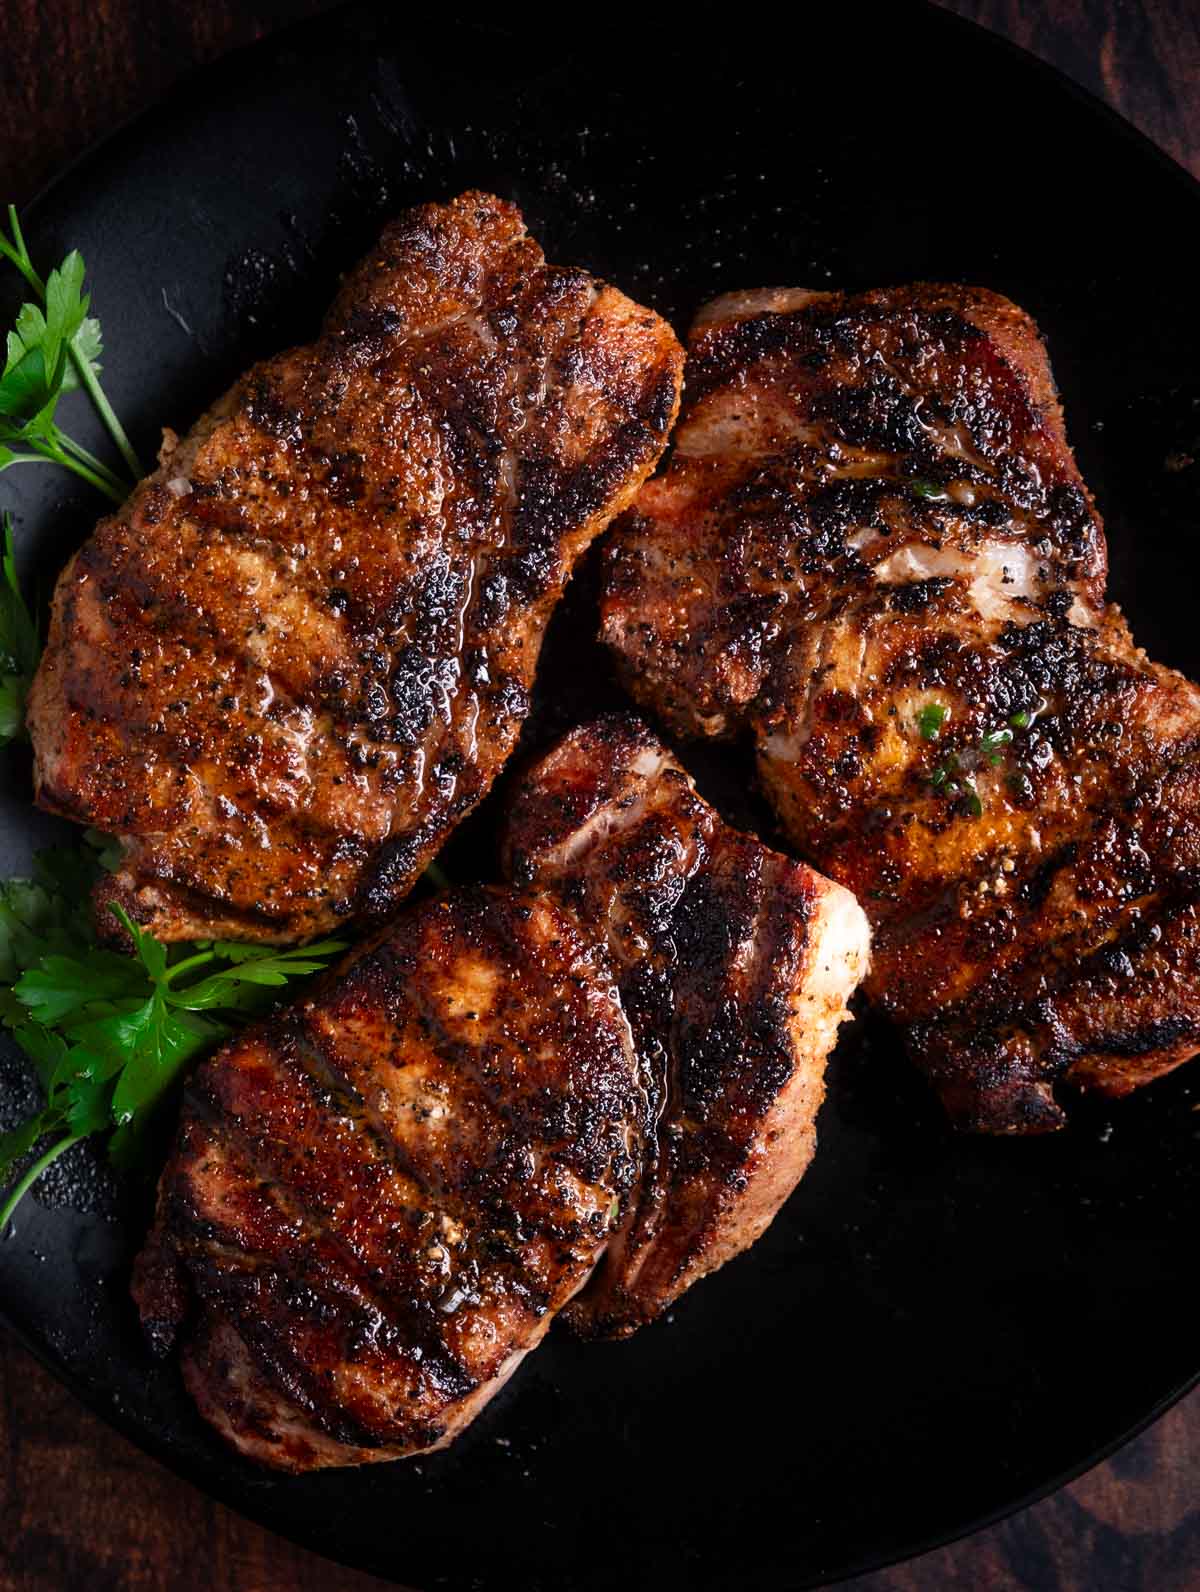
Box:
927 716 1026 812
0 843 345 1231
1009 695 1049 731
915 702 949 741
929 752 959 792
911 479 948 501
980 727 1014 765
928 750 983 818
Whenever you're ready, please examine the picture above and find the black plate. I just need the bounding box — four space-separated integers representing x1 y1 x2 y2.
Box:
2 6 1198 1588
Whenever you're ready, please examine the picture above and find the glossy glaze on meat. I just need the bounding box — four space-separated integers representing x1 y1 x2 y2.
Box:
132 887 643 1470
503 715 869 1334
29 192 683 944
603 285 1200 1132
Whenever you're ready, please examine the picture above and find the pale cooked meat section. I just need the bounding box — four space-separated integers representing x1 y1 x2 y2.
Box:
29 191 683 944
602 282 1200 1132
502 715 869 1336
132 887 643 1471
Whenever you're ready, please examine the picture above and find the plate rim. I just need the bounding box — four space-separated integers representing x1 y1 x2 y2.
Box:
3 3 1199 1586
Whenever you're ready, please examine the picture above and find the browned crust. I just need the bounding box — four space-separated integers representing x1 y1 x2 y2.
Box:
503 713 868 1331
132 884 643 1470
30 192 683 944
603 281 1200 1132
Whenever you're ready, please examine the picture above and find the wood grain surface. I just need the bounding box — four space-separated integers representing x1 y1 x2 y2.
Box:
1 3 1198 1589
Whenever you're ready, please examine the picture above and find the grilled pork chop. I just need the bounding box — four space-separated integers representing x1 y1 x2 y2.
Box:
503 715 869 1334
29 192 682 944
603 284 1200 1132
132 886 643 1471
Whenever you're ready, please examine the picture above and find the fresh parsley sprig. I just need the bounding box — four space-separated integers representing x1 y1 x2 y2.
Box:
0 511 38 744
0 842 345 1232
1 206 141 501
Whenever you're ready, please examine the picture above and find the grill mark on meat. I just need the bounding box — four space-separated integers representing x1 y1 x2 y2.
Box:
603 281 1200 1130
298 940 611 1270
180 1084 504 1414
181 1255 418 1450
182 1311 448 1468
288 1020 454 1199
68 509 522 860
154 1112 481 1445
171 1103 427 1328
45 539 405 860
186 1025 438 1257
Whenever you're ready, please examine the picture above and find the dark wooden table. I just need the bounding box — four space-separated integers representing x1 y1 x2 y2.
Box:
1 4 1198 1588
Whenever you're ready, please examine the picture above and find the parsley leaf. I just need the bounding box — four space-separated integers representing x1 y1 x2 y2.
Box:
83 827 124 872
1009 697 1048 731
60 315 103 394
171 940 348 1011
14 948 147 1025
0 844 345 1232
1 206 140 499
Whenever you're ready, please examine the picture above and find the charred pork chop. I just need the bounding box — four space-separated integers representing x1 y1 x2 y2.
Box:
29 192 682 944
603 284 1200 1132
133 887 644 1471
503 715 868 1335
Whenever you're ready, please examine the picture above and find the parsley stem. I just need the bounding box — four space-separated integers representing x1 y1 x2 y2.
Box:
55 430 112 472
0 1132 83 1235
38 441 125 504
3 205 142 481
0 207 40 294
70 352 142 481
162 950 218 986
55 433 129 498
0 449 121 504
